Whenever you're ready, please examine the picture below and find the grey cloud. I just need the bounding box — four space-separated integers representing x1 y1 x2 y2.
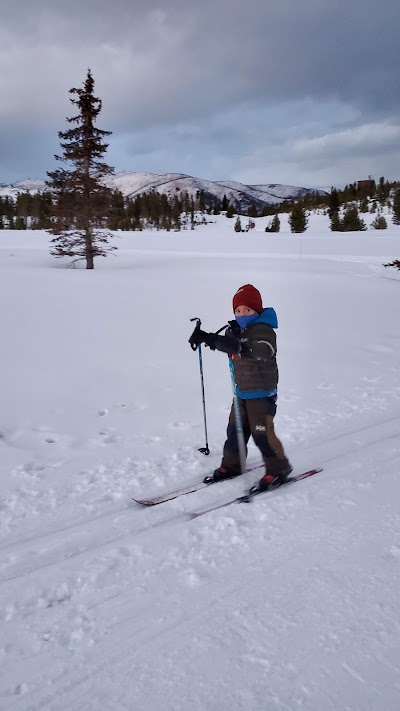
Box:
0 123 58 182
292 122 400 165
1 0 400 184
2 0 400 120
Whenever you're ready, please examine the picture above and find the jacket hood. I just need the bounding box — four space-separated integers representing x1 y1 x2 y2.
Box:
255 307 278 329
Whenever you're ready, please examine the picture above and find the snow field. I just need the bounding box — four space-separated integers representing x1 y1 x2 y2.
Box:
1 218 400 710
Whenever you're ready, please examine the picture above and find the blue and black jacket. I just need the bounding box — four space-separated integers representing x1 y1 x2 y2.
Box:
213 308 279 399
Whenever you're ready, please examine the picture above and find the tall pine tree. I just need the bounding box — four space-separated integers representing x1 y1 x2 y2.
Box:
289 203 308 233
341 205 367 232
47 69 115 269
265 214 280 232
392 189 400 225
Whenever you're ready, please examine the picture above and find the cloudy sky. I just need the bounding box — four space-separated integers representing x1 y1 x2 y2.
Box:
1 0 400 188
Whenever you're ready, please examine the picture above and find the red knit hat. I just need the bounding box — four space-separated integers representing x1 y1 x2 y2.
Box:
232 284 263 313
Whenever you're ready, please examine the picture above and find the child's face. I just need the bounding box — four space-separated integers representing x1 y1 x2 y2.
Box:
234 305 256 317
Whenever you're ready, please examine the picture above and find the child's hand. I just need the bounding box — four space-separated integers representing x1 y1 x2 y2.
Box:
189 328 217 351
227 320 241 336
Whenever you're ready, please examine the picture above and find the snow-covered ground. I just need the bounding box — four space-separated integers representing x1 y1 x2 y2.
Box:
1 215 400 710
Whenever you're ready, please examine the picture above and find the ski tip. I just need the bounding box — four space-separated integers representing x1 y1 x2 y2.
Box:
296 467 323 478
132 498 157 506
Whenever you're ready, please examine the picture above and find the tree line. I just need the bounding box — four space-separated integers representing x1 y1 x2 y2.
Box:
0 188 230 232
257 180 400 235
5 176 400 236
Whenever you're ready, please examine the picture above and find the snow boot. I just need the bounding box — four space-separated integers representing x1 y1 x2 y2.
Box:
258 457 293 491
204 466 241 484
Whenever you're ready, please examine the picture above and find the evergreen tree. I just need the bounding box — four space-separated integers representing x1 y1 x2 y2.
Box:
341 205 367 232
330 212 341 232
190 196 195 227
328 188 340 230
107 190 126 230
289 203 308 233
261 204 277 217
199 190 206 212
359 197 369 213
328 188 340 217
226 204 235 218
37 191 54 229
234 216 242 232
172 195 182 231
392 189 400 225
265 214 280 232
371 213 387 230
180 191 191 215
46 69 115 269
213 200 221 215
15 216 26 230
342 182 358 203
377 176 390 205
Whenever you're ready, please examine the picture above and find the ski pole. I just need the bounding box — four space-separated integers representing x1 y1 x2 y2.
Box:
189 318 210 455
228 357 247 475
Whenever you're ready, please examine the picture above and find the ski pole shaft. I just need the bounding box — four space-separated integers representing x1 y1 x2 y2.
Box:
229 358 246 475
189 317 210 455
197 343 210 455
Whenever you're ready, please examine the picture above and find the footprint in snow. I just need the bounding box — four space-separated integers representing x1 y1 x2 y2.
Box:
98 403 128 417
170 421 190 430
97 430 118 445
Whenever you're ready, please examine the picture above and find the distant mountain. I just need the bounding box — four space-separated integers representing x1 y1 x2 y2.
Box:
0 179 50 199
0 172 327 210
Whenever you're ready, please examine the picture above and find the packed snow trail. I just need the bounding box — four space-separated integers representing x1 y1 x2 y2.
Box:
2 446 400 711
1 413 399 586
1 418 400 710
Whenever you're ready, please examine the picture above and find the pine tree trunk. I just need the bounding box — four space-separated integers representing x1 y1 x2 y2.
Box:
84 153 94 269
85 226 94 269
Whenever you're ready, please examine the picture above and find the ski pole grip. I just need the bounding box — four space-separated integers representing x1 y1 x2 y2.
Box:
189 317 202 351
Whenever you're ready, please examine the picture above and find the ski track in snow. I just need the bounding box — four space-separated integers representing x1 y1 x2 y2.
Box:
1 410 400 581
1 408 400 710
1 225 400 710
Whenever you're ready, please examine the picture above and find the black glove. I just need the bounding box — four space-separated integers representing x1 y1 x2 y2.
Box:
189 327 217 351
203 331 217 350
227 319 241 337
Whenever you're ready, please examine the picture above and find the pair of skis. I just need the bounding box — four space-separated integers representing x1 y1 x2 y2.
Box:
132 462 264 506
133 467 322 518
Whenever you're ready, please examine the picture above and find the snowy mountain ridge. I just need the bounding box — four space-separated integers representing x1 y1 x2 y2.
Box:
0 171 327 210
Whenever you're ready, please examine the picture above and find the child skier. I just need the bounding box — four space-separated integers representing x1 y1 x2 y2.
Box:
189 284 292 491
